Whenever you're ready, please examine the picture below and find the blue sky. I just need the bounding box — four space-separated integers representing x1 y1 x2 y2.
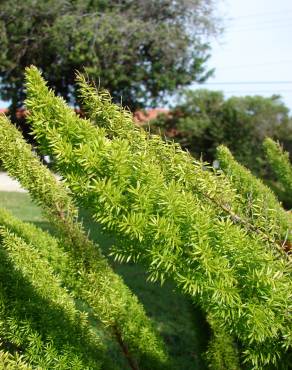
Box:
193 0 292 110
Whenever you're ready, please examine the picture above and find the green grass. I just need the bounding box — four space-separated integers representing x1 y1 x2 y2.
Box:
0 191 209 369
0 191 44 222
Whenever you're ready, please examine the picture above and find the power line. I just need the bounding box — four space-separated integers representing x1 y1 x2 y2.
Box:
216 60 292 70
223 14 292 33
230 20 292 30
198 81 292 86
227 22 292 33
227 9 292 20
228 17 292 27
193 87 292 93
221 90 292 94
191 88 292 96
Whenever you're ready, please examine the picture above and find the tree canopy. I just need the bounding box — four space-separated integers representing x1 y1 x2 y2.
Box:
0 0 220 113
150 90 292 174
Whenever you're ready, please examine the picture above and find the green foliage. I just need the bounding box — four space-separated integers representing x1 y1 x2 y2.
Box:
0 350 33 369
264 138 292 197
0 223 107 369
0 0 219 113
77 75 249 369
0 192 212 370
0 115 169 369
150 90 292 175
205 316 240 370
0 207 73 283
217 145 292 246
24 66 292 369
78 72 292 254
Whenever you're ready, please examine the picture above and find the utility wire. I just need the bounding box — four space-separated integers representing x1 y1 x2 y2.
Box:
216 60 292 70
227 9 292 20
220 90 292 94
230 21 292 31
224 14 292 32
229 17 292 27
198 81 292 86
228 22 292 33
195 86 292 95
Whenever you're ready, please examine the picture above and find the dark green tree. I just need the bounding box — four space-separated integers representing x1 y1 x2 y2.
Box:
0 0 220 116
150 90 292 175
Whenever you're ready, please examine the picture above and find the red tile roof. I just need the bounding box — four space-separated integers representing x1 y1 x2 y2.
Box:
0 107 169 123
134 108 169 125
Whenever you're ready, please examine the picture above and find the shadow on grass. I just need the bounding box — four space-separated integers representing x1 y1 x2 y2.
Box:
34 215 211 369
77 210 211 369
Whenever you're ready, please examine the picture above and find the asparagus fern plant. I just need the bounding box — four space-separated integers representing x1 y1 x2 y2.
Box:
0 115 169 370
0 66 291 369
264 137 292 196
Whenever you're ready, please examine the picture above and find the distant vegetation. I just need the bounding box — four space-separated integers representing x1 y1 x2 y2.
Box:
150 90 292 207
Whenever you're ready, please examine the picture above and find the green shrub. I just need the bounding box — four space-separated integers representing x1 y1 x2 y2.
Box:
0 350 33 370
0 225 107 369
217 145 292 248
264 138 292 198
0 115 169 369
0 65 291 369
23 66 292 369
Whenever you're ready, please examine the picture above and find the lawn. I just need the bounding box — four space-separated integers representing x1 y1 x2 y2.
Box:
0 191 209 370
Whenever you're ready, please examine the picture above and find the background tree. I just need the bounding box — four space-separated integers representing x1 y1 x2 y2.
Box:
0 0 220 118
150 90 292 176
